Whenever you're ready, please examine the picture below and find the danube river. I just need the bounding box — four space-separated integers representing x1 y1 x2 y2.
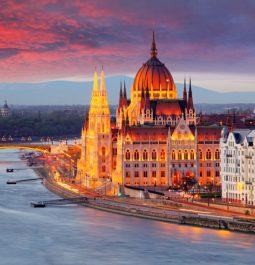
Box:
0 149 255 265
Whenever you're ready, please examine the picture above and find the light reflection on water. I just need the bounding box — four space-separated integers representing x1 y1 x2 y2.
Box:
0 149 255 265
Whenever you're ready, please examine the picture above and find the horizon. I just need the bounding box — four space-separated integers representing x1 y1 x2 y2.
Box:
1 74 255 95
0 1 255 94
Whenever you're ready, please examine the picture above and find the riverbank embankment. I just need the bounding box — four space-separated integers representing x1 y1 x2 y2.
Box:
34 168 255 234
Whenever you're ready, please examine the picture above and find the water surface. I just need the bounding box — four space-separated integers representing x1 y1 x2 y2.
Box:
0 149 254 265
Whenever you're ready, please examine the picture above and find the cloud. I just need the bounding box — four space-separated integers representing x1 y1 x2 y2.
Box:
0 48 20 58
0 0 254 83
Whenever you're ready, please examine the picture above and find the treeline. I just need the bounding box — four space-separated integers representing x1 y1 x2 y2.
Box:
0 111 84 137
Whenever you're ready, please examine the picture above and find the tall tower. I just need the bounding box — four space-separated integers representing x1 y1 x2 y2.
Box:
185 77 196 126
78 69 111 187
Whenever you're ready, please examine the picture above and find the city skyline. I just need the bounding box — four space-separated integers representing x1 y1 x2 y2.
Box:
0 0 255 93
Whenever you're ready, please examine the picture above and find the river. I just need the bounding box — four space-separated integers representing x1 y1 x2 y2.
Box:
0 149 254 265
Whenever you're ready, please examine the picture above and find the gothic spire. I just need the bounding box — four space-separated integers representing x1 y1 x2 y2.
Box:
188 77 192 96
100 67 106 95
119 81 123 107
150 31 158 58
187 77 194 110
183 77 187 103
123 80 127 99
92 69 99 94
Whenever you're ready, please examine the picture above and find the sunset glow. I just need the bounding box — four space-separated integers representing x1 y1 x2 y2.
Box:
0 0 255 92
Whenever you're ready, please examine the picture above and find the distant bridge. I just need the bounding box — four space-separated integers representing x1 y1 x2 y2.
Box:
0 143 51 153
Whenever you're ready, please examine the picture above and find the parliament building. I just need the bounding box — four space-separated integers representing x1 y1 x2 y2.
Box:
77 33 221 189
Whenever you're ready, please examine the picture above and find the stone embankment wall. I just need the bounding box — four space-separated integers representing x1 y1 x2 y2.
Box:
35 170 255 234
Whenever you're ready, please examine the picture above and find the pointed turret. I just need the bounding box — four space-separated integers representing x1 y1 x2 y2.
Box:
123 80 128 106
118 81 123 108
100 68 109 108
90 69 100 107
123 80 127 99
183 78 187 104
100 67 106 96
150 31 158 58
187 78 194 110
92 69 99 95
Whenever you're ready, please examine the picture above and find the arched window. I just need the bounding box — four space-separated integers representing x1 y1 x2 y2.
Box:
125 150 131 161
190 150 195 160
184 150 188 160
199 149 203 160
152 150 157 160
178 150 182 160
134 149 139 161
160 149 166 160
143 149 148 160
215 149 220 160
172 150 176 160
102 147 106 157
206 149 212 160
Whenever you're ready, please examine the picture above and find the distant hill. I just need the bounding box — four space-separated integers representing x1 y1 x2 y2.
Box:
0 76 254 105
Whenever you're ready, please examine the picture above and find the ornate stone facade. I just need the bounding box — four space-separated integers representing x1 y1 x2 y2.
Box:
78 33 222 189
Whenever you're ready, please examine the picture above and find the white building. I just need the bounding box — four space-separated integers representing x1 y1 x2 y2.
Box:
0 100 12 118
220 128 255 205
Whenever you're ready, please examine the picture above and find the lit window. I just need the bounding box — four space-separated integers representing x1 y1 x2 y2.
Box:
152 150 157 160
160 149 166 160
172 150 176 160
134 150 139 161
125 150 131 160
215 149 220 160
143 149 148 160
190 150 195 160
160 171 165 178
199 149 203 160
102 147 106 157
206 149 212 160
178 150 182 160
184 150 188 160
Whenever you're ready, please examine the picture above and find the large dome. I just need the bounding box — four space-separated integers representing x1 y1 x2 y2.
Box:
132 32 177 100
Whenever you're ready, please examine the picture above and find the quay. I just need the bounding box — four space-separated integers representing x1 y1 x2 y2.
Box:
33 168 255 234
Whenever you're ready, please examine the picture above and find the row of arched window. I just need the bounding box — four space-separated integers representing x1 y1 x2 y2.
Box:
125 148 220 161
125 149 166 161
199 149 220 160
171 150 195 160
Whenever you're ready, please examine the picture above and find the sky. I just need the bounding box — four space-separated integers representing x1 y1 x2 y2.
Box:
0 0 255 92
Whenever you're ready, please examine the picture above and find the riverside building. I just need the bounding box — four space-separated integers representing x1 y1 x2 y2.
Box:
77 33 222 189
220 128 255 205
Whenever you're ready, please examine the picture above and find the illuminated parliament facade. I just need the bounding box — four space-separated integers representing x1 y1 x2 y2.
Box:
77 33 221 188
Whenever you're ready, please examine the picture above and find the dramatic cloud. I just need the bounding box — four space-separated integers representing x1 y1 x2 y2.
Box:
0 0 255 92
